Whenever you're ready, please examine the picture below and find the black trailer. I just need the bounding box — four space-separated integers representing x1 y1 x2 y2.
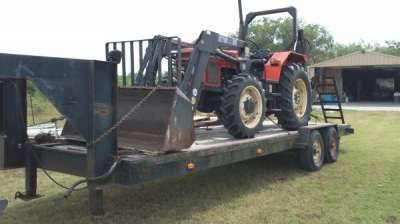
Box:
0 30 353 216
3 119 353 215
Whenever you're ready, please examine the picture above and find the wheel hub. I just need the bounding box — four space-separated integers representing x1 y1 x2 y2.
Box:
330 135 338 156
312 140 323 166
239 85 263 129
244 99 256 114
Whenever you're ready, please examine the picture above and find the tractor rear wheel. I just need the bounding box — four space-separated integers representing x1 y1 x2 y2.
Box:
218 74 266 138
277 63 312 130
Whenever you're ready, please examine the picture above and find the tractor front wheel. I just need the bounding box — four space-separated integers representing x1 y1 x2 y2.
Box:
277 63 312 130
218 75 266 138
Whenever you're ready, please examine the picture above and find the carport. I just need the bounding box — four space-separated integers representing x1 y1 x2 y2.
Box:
309 51 400 102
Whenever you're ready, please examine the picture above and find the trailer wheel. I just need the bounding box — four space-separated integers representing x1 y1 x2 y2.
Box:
323 127 339 163
218 74 266 138
277 63 312 130
299 130 325 171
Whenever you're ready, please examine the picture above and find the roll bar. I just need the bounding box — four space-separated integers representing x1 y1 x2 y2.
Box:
237 0 298 52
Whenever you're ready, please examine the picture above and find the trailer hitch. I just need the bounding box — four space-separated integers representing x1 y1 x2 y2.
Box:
0 198 8 216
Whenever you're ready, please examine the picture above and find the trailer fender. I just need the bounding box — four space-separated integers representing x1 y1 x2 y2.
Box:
264 51 307 82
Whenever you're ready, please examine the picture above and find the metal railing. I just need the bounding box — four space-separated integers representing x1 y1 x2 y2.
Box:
105 36 186 87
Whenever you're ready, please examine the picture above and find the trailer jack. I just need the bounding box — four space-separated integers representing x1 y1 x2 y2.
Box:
14 191 42 201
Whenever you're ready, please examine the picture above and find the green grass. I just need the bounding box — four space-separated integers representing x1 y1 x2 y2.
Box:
27 88 62 126
1 111 400 224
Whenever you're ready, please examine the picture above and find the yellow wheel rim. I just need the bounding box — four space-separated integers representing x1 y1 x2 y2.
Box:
312 139 323 166
239 86 263 129
293 78 308 118
330 135 338 157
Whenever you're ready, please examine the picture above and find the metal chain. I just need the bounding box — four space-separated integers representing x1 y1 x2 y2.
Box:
87 86 159 149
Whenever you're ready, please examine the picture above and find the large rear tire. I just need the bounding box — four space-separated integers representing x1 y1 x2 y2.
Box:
277 63 312 130
218 74 266 138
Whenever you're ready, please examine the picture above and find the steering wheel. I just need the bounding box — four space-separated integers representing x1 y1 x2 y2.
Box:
246 39 271 59
246 39 261 53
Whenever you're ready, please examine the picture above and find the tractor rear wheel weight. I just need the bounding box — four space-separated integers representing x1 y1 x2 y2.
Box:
277 63 312 130
218 75 265 138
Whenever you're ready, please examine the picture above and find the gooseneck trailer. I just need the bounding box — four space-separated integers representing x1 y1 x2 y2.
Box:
0 1 354 216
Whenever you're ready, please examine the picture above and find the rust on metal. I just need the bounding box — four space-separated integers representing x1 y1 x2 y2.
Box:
63 86 195 152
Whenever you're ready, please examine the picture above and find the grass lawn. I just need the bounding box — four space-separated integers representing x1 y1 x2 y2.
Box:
1 110 400 224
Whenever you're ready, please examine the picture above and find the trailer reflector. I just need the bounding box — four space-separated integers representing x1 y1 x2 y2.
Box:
187 162 196 171
256 148 264 156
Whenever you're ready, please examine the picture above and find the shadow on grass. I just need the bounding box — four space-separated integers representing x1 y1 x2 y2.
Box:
3 152 311 223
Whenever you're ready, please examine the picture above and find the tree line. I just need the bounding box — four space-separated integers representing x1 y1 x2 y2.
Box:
247 17 400 64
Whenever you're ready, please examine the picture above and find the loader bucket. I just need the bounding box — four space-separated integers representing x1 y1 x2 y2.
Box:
117 87 194 152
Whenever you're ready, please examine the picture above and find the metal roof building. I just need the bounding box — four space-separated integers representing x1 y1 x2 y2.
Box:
309 51 400 102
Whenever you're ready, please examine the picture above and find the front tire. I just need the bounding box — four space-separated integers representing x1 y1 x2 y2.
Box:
218 74 266 138
277 63 312 130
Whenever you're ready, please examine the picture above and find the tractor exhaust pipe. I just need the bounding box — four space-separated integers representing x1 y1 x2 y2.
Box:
238 0 244 34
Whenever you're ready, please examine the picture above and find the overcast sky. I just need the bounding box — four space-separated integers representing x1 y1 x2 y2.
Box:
0 0 398 60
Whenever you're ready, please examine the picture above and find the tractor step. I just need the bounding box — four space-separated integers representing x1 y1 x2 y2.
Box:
269 92 281 97
267 92 281 100
269 108 282 113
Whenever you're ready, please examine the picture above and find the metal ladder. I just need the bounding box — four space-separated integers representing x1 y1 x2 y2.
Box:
315 76 345 124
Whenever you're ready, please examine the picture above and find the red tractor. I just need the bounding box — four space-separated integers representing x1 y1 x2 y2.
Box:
182 1 312 138
101 0 312 151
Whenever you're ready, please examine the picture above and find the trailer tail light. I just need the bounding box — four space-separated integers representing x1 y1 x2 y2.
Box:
256 148 264 156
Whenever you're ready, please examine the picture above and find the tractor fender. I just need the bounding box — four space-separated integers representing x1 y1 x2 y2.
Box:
264 51 308 82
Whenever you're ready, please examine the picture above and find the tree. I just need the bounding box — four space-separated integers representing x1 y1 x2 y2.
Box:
247 17 335 64
333 41 371 57
377 40 400 56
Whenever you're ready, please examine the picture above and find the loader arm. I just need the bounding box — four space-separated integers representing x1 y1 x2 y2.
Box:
179 30 245 109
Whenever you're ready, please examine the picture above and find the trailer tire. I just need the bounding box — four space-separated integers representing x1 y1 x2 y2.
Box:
323 127 339 163
299 130 325 171
277 63 312 130
218 74 266 138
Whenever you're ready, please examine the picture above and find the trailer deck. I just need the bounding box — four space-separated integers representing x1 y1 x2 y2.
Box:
32 121 353 187
116 122 352 185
